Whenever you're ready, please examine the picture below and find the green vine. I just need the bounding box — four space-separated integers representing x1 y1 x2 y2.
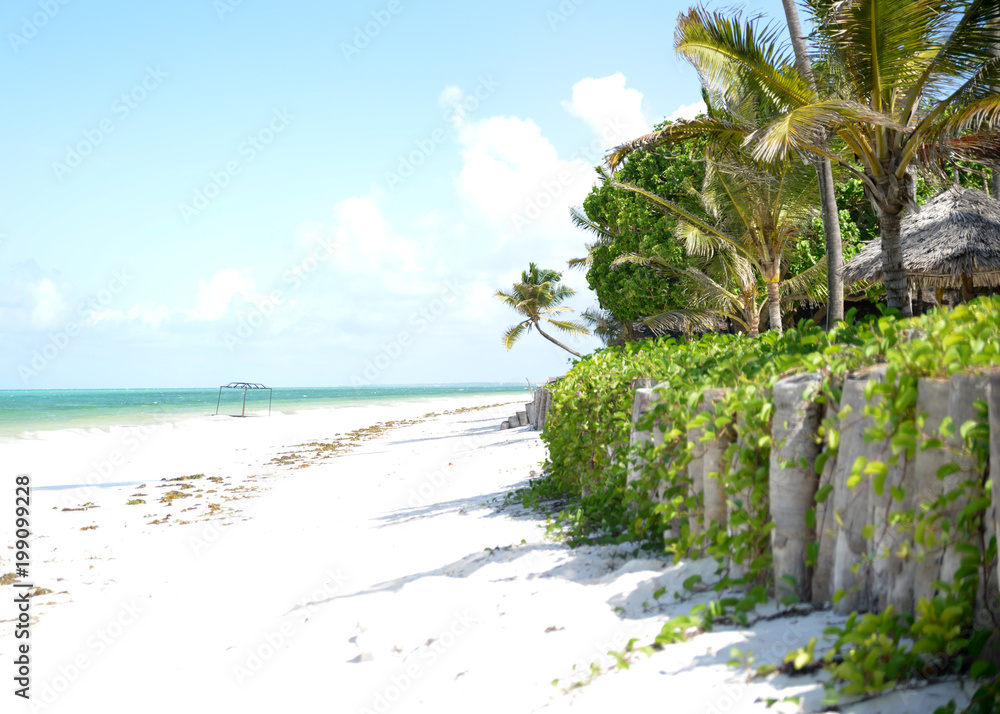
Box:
512 297 1000 710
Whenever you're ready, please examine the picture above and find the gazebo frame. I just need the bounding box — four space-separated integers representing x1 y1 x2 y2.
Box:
215 382 272 417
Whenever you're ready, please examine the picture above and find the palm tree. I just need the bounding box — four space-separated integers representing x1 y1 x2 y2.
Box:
613 147 827 335
615 249 766 336
580 307 628 347
495 263 590 358
779 0 845 327
620 3 1000 316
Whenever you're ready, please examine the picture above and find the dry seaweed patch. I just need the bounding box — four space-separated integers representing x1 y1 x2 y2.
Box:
62 502 99 512
423 402 511 419
29 587 54 598
126 499 145 505
160 490 191 504
156 482 194 491
207 476 223 484
162 474 204 482
270 418 426 468
79 525 98 531
446 402 512 416
148 514 171 525
0 572 16 586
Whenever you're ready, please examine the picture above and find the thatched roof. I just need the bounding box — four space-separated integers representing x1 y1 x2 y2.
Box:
840 186 1000 288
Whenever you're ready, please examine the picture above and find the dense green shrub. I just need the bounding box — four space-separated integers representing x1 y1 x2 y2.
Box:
516 297 1000 706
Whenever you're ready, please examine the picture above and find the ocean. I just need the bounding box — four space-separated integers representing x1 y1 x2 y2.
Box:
0 384 530 438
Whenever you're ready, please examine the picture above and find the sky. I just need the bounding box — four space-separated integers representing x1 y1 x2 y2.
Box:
1 0 792 389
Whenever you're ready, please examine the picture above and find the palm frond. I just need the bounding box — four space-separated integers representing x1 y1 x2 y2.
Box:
581 307 627 346
675 6 814 116
917 95 1000 153
671 264 742 307
642 308 731 335
569 206 618 242
611 179 752 264
913 130 1000 169
819 0 949 104
567 244 596 271
546 318 590 336
749 100 905 164
780 258 828 302
900 0 1000 116
493 288 522 308
675 221 725 258
606 117 749 170
503 322 530 350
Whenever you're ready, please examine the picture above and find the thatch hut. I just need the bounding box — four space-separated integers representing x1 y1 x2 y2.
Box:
841 186 1000 301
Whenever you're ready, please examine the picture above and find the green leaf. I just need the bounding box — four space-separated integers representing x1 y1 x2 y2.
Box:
970 659 993 680
683 574 703 591
936 462 961 480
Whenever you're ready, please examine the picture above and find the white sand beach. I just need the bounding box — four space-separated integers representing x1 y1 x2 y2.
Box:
1 396 973 713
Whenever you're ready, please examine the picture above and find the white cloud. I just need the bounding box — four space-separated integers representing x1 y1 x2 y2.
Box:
28 277 70 330
186 268 255 322
327 195 420 274
127 302 176 328
562 73 651 149
90 308 124 326
668 100 707 122
455 115 593 239
438 85 464 110
416 210 441 229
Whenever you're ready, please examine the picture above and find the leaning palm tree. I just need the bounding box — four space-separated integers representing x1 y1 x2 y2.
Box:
495 263 589 358
613 3 1000 316
614 148 827 335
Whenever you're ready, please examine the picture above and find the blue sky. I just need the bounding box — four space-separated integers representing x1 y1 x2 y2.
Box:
1 0 791 389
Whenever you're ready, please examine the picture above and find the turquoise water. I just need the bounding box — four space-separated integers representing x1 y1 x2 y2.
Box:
0 384 529 438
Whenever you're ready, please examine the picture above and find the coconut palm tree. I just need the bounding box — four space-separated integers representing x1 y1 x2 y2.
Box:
613 3 1000 316
613 147 827 335
615 249 766 336
495 263 589 358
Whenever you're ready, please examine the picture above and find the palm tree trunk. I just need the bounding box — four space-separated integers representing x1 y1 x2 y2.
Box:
780 0 844 329
816 152 844 325
994 37 1000 199
880 211 911 317
535 322 583 358
766 280 782 334
744 300 759 337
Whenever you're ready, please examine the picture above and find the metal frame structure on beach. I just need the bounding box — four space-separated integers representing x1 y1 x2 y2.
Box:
215 382 272 417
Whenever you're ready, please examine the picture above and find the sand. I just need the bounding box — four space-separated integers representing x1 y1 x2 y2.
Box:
0 396 974 713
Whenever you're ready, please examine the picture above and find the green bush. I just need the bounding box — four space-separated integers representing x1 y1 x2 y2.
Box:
515 297 1000 705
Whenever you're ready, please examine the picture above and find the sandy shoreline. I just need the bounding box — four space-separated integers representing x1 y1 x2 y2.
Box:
1 395 974 713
